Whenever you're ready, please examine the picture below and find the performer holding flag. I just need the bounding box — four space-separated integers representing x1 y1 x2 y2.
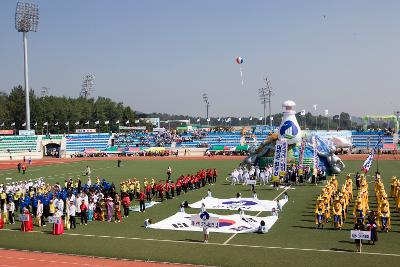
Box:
362 137 382 173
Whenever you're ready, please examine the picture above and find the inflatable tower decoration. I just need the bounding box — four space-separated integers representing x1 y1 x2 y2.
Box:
278 100 302 144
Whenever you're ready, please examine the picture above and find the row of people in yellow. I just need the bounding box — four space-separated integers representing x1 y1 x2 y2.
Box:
375 176 391 232
353 174 369 225
391 177 400 213
315 175 352 229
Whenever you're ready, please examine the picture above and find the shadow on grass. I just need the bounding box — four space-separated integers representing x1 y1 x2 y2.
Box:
179 238 205 243
291 225 339 231
330 248 356 253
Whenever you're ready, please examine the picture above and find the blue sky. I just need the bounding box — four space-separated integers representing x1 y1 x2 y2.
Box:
1 0 399 117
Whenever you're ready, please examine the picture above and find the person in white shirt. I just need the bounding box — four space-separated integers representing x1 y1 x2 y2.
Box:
253 190 258 199
85 166 91 177
7 201 15 224
57 198 64 214
258 220 267 234
144 218 152 228
36 200 44 226
207 189 212 198
87 177 92 187
69 202 76 229
201 203 206 213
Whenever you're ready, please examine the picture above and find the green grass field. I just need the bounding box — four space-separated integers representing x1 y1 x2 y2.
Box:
0 158 399 267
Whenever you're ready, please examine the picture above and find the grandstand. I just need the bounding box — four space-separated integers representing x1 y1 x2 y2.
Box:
65 133 111 153
351 131 395 151
0 135 39 152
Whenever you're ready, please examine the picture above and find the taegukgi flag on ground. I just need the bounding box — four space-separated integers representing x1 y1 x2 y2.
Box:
190 197 288 212
149 212 278 234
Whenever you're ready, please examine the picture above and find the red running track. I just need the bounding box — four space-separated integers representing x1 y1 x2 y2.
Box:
0 249 201 267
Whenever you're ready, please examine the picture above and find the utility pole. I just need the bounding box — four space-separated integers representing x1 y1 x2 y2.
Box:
202 93 210 126
258 77 273 127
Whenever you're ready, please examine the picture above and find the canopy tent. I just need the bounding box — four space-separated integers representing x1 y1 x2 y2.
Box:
102 146 124 154
84 148 100 154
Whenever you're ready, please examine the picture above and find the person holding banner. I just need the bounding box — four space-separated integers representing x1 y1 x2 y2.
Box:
52 207 64 235
200 211 210 243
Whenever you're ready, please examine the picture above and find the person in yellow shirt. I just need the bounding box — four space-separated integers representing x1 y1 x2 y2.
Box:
315 196 325 229
333 197 343 229
378 202 391 232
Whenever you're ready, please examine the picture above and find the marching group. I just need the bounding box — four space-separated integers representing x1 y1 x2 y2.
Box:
314 172 398 251
0 165 218 235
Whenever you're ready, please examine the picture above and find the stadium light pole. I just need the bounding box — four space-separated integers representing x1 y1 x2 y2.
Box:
258 77 273 127
15 2 39 131
202 93 210 126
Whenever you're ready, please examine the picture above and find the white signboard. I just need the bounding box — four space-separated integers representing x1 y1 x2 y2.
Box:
350 230 371 240
190 215 219 228
48 216 62 224
18 214 29 222
246 180 257 185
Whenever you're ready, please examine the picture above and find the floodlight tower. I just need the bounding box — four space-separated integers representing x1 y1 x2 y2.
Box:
202 93 210 125
80 74 95 98
15 2 39 130
258 77 273 127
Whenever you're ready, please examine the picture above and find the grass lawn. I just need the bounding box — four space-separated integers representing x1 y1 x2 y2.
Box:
0 158 399 267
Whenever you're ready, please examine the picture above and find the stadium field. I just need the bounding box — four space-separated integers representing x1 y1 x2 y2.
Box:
0 158 399 267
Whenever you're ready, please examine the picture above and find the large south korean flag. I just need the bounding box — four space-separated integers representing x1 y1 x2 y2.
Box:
149 212 278 234
190 197 287 212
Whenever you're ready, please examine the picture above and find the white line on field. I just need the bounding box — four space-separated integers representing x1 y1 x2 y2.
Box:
1 228 399 258
223 186 290 245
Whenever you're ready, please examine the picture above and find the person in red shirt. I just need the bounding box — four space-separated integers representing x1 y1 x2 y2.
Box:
213 168 218 184
139 190 146 212
145 184 152 201
165 182 171 199
80 200 88 225
170 181 175 198
121 193 131 218
21 164 27 175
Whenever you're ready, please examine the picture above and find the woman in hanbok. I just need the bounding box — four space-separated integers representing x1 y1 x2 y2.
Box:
106 197 114 222
52 207 64 235
21 207 33 232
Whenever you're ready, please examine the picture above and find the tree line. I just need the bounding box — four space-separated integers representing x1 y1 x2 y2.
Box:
1 86 137 134
0 86 360 134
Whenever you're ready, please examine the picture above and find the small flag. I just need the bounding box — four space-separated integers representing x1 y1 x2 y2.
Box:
34 122 37 126
85 121 89 125
54 122 59 126
270 116 274 121
300 110 306 116
165 120 169 124
126 120 130 124
249 117 253 121
196 118 200 122
238 117 242 121
65 121 70 126
226 118 231 122
115 120 120 124
22 122 26 127
43 122 48 126
259 117 263 121
134 120 139 124
11 122 15 126
104 120 109 125
207 118 210 122
75 121 79 125
313 104 317 111
0 122 4 127
217 118 221 122
324 109 329 116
